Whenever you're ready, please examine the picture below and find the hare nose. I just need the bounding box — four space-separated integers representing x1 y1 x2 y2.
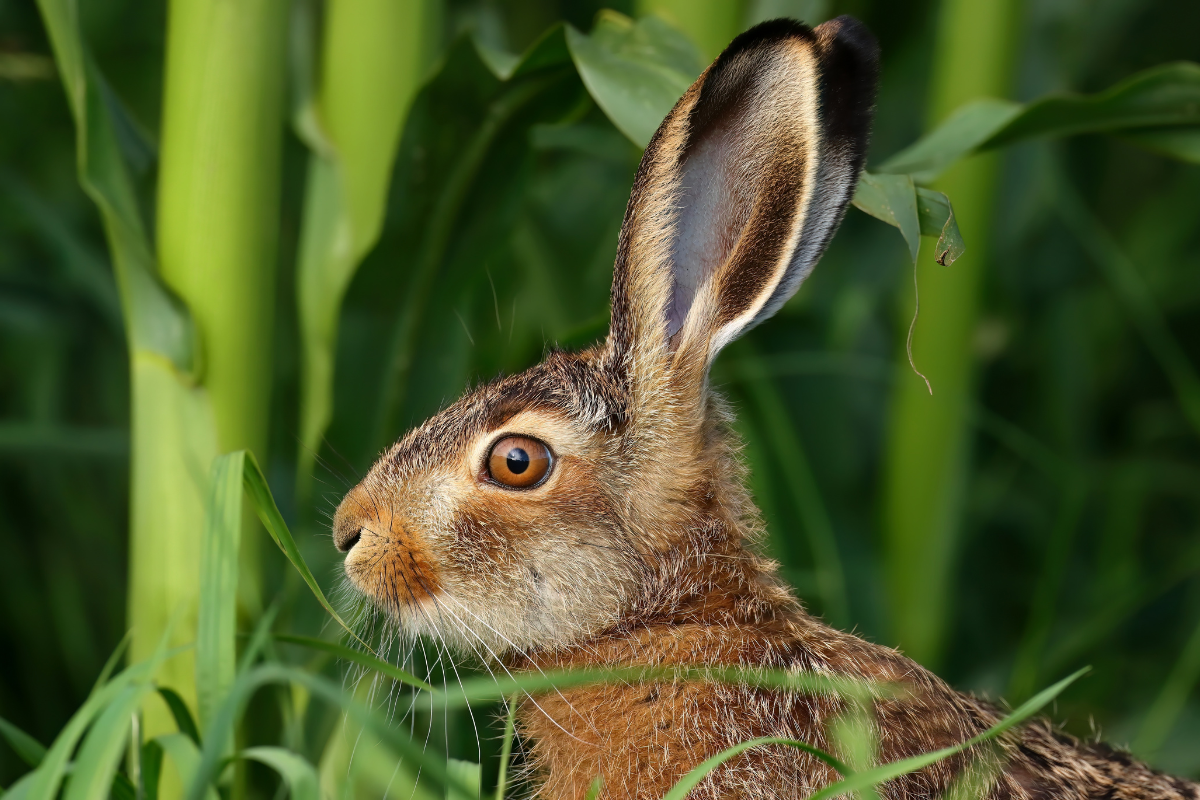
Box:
332 484 372 552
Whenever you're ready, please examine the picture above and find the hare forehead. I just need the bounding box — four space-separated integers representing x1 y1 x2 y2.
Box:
375 352 625 484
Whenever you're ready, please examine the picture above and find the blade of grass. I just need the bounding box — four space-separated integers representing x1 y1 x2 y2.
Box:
63 683 150 800
662 738 849 800
239 451 368 649
272 633 434 693
156 734 218 800
429 665 886 710
445 760 481 800
141 739 164 800
0 717 47 768
196 451 244 732
493 696 518 800
156 688 201 746
188 664 472 800
23 628 177 800
241 747 319 800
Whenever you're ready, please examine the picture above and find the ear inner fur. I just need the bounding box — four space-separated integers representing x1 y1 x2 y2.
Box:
606 17 879 387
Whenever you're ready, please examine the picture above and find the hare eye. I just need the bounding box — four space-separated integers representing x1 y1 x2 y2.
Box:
487 435 552 489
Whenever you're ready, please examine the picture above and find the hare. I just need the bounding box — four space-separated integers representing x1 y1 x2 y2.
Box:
332 16 1200 800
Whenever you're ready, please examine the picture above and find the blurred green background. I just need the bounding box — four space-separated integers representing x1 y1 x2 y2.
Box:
2 0 1200 790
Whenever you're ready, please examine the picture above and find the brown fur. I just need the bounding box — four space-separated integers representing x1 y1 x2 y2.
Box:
333 16 1199 800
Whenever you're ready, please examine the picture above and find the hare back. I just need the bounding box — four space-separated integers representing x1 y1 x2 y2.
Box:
515 613 1200 800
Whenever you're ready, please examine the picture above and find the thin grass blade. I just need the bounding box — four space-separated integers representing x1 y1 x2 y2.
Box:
156 688 201 746
0 717 47 769
239 451 367 648
241 747 319 800
272 633 434 693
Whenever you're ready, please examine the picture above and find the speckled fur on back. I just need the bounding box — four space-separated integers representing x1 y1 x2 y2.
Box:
332 16 1200 800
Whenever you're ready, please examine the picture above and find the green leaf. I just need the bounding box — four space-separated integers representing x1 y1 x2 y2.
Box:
239 451 367 648
0 717 47 768
196 451 244 733
1119 126 1200 163
805 668 1090 800
140 740 164 800
189 664 470 800
662 737 848 800
984 62 1200 148
881 62 1200 184
916 188 966 266
852 172 922 263
566 11 703 148
156 688 201 746
294 0 432 495
371 36 586 446
110 773 136 800
157 734 218 800
22 631 175 800
852 173 965 266
877 99 1021 184
272 633 436 693
64 682 154 800
445 760 481 800
583 776 603 800
35 0 198 375
241 748 319 800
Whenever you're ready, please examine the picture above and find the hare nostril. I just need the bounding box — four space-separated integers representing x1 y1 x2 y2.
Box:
337 527 362 553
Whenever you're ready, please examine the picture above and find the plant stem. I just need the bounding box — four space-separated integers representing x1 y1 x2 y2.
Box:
133 0 289 728
881 0 1017 667
295 0 432 501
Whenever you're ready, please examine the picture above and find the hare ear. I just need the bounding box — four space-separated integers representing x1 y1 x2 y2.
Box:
606 16 878 381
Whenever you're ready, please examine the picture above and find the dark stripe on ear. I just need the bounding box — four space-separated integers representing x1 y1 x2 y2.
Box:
755 15 879 328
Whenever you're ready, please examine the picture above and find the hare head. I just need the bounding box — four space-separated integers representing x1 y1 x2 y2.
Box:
333 17 879 658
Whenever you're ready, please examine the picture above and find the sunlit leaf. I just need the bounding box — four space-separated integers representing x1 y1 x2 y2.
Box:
852 172 922 262
566 11 702 148
881 62 1200 184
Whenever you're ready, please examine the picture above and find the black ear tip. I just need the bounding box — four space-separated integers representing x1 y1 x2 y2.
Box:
815 15 881 66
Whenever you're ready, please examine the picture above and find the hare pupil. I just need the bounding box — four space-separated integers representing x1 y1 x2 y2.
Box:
506 448 530 474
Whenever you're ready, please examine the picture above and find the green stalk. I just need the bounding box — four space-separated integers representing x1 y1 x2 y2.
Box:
133 0 289 731
295 0 431 498
881 0 1017 667
636 0 743 60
